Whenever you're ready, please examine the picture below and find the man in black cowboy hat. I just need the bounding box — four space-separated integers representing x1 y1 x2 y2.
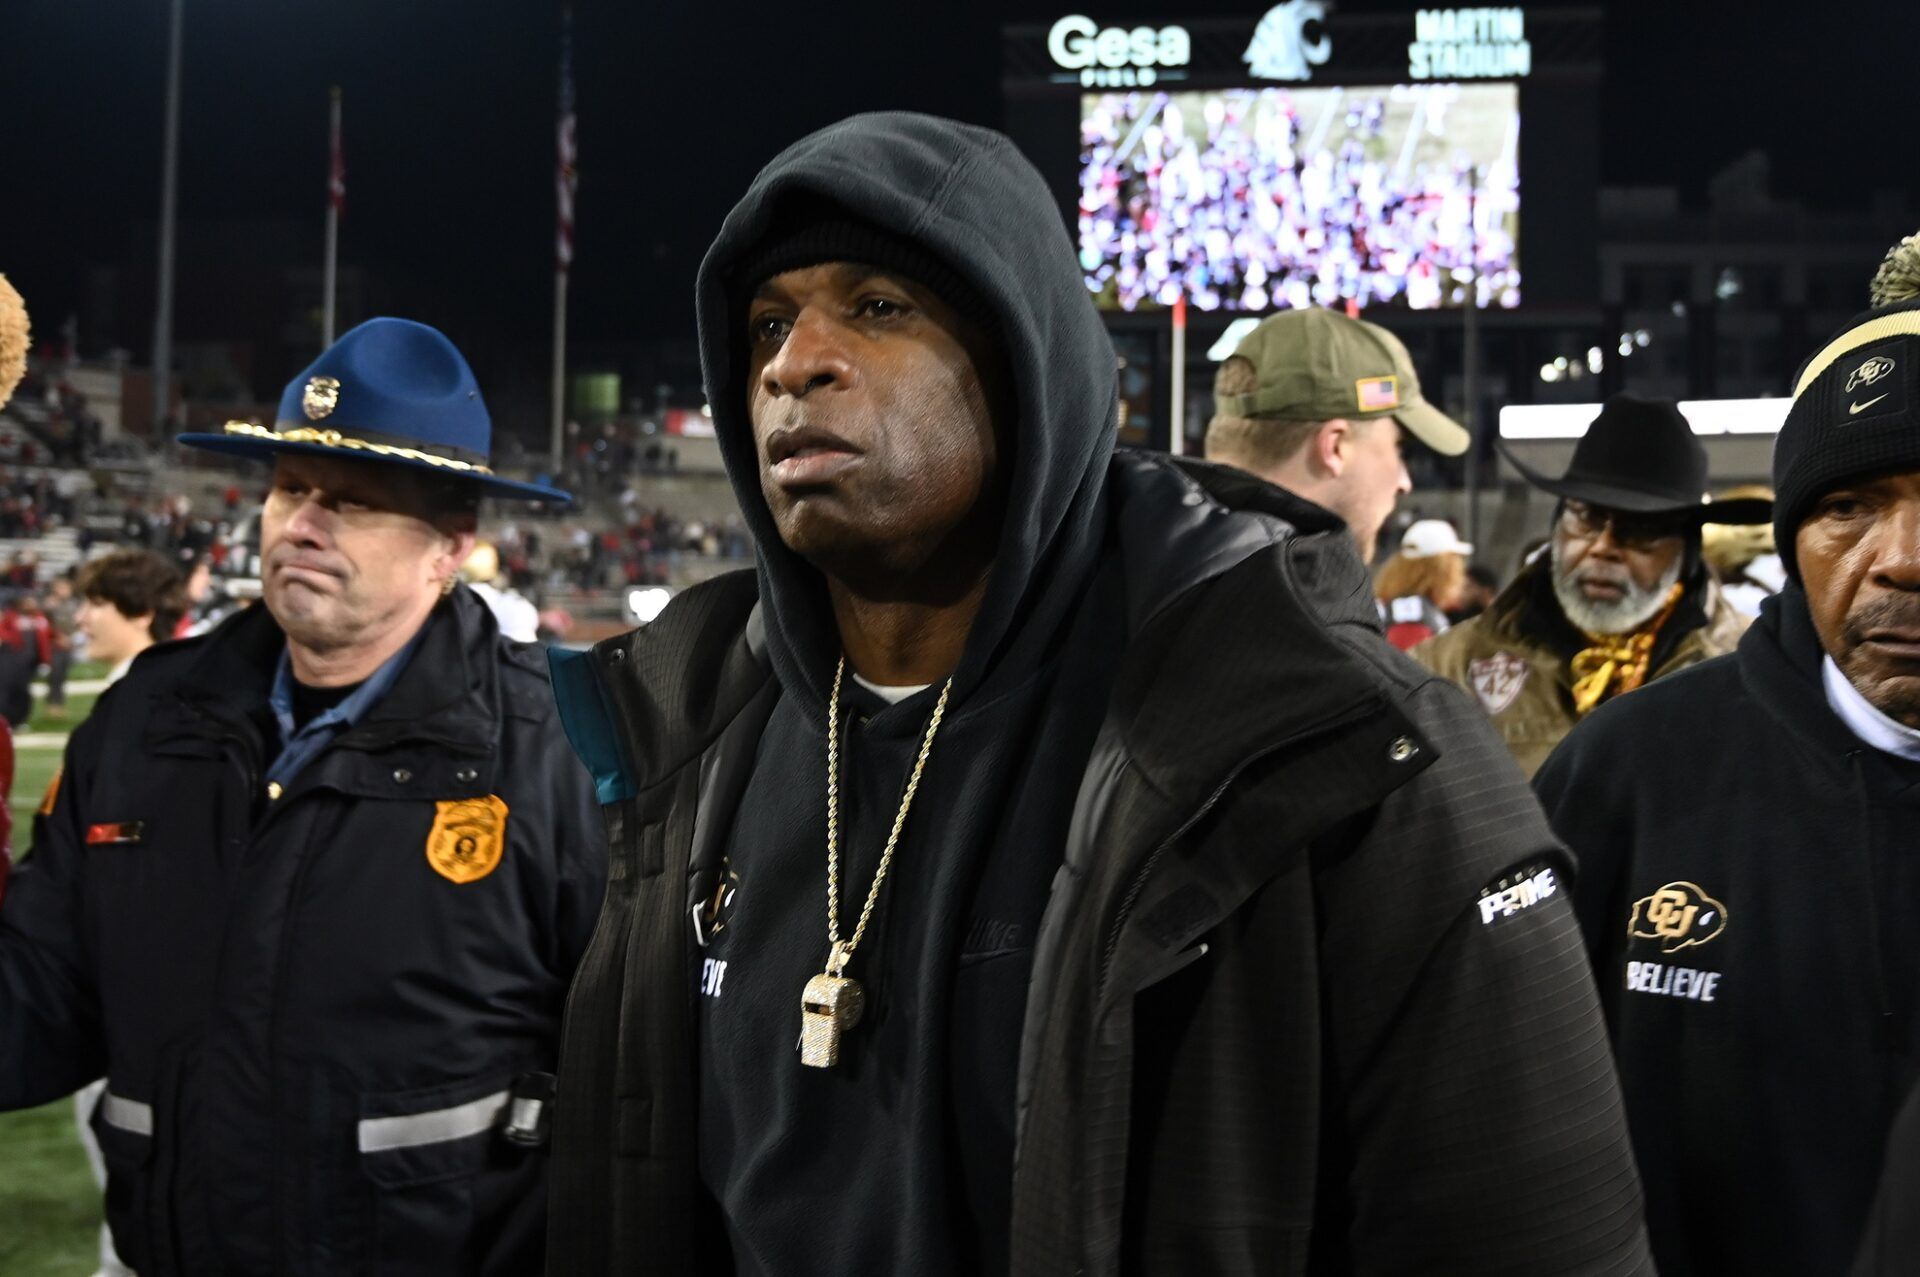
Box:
1413 394 1770 775
1538 275 1920 1274
0 317 603 1275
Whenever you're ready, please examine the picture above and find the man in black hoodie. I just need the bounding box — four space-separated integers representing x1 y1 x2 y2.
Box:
546 112 1651 1276
1536 296 1920 1275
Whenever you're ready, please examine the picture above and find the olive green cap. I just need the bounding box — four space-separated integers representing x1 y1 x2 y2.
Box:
1213 309 1470 457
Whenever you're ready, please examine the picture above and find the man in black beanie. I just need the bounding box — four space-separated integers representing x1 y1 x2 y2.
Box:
541 112 1653 1275
1536 292 1920 1275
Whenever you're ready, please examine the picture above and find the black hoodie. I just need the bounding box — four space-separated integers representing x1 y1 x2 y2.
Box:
1535 586 1920 1275
687 113 1126 1275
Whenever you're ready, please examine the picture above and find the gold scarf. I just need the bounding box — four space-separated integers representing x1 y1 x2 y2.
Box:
1568 582 1686 716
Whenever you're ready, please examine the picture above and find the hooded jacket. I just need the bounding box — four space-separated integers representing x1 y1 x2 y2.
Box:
546 112 1650 1276
0 588 603 1276
1413 555 1749 776
1535 586 1920 1275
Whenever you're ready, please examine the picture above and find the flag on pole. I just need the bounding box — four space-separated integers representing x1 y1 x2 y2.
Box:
328 87 346 214
556 9 577 271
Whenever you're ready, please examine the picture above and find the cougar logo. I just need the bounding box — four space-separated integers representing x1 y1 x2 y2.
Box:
1846 356 1895 394
1629 881 1727 954
1244 0 1332 81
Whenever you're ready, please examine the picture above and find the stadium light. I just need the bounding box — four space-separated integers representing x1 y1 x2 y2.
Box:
1207 318 1262 361
626 587 673 623
1500 398 1790 440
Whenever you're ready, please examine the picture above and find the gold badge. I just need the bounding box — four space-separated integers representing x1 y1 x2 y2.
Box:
1629 881 1727 953
301 375 342 420
425 795 508 884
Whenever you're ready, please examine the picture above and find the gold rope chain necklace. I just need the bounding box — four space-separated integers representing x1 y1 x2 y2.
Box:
798 656 954 1068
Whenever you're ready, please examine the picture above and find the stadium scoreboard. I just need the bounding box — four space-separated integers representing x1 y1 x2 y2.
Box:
1003 5 1602 316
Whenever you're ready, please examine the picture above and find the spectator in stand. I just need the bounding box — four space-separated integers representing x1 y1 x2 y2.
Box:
1375 518 1472 651
42 575 78 720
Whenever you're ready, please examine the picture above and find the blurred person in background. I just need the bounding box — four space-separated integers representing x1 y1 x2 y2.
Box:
1375 517 1472 650
1413 395 1767 776
0 594 49 727
1204 307 1469 562
41 574 78 720
75 550 185 682
1449 561 1502 623
461 540 539 642
1702 485 1785 619
0 273 28 913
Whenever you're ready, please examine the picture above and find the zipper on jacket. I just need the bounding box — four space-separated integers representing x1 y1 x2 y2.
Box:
1094 699 1379 997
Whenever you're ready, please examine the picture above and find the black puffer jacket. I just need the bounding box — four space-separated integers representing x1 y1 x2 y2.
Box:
0 587 603 1276
547 452 1654 1276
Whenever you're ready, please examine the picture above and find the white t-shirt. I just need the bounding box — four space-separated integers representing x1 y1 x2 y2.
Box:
1823 655 1920 763
851 671 931 706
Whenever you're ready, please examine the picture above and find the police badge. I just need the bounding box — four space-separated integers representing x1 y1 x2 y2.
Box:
425 795 509 884
301 375 342 420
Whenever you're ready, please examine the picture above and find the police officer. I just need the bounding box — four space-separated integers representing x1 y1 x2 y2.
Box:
0 318 604 1275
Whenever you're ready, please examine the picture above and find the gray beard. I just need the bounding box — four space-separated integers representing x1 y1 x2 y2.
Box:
1551 541 1684 636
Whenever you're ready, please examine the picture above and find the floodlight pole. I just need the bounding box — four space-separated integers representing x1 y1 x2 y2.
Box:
1462 167 1482 549
323 87 342 346
151 0 185 436
1168 292 1187 456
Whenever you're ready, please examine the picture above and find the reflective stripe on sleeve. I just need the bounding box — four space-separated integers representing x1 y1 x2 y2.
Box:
356 1088 511 1154
100 1092 154 1136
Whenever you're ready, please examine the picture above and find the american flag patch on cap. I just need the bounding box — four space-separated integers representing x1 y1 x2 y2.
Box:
1356 375 1400 412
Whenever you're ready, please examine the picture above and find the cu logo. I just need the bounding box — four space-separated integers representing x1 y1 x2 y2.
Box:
1629 881 1727 954
1846 356 1895 393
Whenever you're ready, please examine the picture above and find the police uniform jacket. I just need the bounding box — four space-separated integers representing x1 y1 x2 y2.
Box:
1413 556 1748 776
0 586 604 1276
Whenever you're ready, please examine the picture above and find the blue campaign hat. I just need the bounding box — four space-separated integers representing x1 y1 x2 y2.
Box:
178 317 571 503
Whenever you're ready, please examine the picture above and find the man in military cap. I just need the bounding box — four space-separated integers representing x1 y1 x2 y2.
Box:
0 317 603 1274
1203 307 1471 561
1413 394 1768 775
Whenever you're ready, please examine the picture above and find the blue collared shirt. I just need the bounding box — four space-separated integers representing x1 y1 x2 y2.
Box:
267 632 424 786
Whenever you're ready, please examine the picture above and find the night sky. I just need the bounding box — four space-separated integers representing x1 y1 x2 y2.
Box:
5 0 1917 369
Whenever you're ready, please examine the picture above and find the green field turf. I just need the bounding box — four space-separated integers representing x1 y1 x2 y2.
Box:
0 1100 99 1275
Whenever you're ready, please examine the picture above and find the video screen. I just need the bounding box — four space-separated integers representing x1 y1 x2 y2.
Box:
1079 85 1520 313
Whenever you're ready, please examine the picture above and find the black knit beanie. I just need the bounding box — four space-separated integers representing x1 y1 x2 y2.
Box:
1773 298 1920 580
734 204 998 338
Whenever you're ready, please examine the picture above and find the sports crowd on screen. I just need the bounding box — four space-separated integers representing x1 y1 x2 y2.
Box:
1078 90 1519 313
